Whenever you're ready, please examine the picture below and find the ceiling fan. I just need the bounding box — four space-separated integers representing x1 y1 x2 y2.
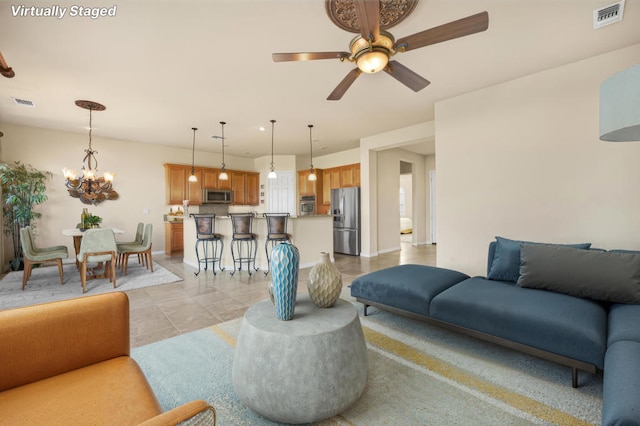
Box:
272 0 488 100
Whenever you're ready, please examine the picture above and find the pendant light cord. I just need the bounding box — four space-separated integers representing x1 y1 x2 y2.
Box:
308 124 314 169
191 127 197 173
270 119 276 169
220 121 226 169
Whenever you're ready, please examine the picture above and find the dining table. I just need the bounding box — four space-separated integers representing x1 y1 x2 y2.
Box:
62 227 124 270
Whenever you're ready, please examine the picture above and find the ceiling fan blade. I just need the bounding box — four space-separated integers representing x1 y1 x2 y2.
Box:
353 0 380 41
384 60 430 92
272 52 350 62
394 11 489 52
0 51 15 78
327 68 363 101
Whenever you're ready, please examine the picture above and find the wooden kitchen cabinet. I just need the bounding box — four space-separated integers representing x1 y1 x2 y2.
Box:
187 169 203 205
319 163 361 192
165 164 187 205
231 172 246 205
203 168 233 190
340 166 356 187
231 171 259 206
164 164 202 205
353 163 360 187
217 171 232 190
165 164 258 206
246 172 259 206
203 169 218 189
322 168 341 205
322 173 330 206
298 169 323 196
165 221 184 255
297 169 325 210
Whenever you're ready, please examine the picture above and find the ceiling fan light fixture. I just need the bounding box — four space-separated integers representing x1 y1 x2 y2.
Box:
356 50 389 74
349 32 394 74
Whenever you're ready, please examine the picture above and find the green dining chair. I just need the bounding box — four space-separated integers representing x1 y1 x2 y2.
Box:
116 222 144 266
117 223 153 276
77 228 117 293
20 227 69 290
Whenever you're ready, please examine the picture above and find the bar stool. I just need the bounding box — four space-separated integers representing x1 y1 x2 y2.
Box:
263 213 291 275
190 214 224 276
230 213 259 276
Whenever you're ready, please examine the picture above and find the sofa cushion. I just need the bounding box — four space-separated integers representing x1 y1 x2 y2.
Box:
517 244 640 304
429 277 608 368
487 236 591 283
602 341 640 426
350 265 469 316
0 356 162 425
608 303 640 347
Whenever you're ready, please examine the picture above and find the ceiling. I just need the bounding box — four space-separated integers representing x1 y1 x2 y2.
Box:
1 0 638 159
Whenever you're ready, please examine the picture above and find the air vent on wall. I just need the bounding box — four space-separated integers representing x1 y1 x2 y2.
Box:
594 0 625 29
12 97 35 108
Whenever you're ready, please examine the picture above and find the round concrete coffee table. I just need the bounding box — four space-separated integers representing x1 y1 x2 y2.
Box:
232 294 368 424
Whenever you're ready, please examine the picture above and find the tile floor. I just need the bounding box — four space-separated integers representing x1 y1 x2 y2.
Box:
128 240 436 348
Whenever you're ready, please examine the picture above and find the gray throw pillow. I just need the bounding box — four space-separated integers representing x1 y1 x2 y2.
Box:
517 244 640 304
487 236 591 283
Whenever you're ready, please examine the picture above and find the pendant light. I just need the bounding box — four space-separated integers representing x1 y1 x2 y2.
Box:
308 124 317 181
188 127 198 183
218 121 228 181
268 119 277 179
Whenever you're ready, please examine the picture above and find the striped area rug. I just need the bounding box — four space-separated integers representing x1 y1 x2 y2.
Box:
132 299 602 425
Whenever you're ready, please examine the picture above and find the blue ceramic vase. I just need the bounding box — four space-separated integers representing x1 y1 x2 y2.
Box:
270 242 300 320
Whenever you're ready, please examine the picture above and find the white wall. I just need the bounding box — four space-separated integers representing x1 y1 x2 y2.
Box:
313 148 360 169
435 43 640 276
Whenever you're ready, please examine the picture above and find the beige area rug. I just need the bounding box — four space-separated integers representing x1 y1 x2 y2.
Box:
132 291 602 425
0 261 182 311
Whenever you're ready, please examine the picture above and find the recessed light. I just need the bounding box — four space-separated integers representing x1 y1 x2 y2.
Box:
259 126 266 132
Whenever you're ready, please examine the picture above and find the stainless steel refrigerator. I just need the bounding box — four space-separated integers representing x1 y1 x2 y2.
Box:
332 187 361 255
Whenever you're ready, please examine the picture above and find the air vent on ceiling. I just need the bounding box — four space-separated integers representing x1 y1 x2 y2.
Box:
594 0 625 29
12 97 35 108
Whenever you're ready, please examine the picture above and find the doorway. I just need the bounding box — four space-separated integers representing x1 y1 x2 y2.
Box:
400 161 413 245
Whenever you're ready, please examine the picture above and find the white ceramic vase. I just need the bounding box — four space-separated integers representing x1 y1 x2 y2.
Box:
307 252 342 308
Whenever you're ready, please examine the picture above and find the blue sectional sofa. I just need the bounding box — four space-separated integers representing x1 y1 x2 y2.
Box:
350 237 640 426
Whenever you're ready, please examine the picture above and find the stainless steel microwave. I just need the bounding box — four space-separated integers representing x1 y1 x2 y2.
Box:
203 189 233 204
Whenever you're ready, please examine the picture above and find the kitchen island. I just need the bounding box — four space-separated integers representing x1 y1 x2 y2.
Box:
183 214 334 272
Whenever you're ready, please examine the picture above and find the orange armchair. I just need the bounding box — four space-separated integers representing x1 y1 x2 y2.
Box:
0 292 215 425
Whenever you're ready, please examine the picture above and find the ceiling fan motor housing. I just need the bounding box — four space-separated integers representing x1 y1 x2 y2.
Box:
349 30 395 74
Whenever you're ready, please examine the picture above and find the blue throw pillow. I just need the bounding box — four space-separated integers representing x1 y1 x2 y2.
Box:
487 236 591 283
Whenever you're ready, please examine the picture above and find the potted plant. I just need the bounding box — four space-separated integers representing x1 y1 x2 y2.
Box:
84 214 103 228
0 161 53 270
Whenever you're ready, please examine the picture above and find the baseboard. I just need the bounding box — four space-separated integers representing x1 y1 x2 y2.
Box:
378 246 401 255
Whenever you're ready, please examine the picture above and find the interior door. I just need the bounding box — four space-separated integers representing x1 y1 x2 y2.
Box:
268 171 295 215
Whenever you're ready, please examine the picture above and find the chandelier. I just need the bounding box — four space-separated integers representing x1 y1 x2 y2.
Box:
62 100 118 205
